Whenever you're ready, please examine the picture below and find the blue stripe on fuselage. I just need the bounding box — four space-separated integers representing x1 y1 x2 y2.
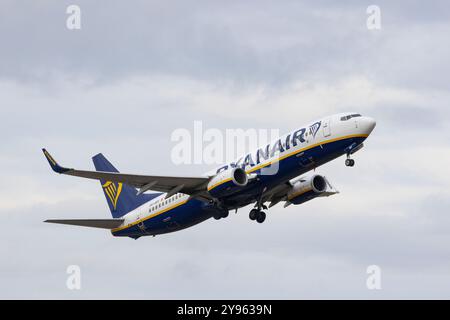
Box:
114 136 366 238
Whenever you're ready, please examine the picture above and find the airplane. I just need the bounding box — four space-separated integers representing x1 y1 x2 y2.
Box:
42 112 376 239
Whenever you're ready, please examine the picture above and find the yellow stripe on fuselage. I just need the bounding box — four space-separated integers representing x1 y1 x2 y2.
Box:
208 133 368 192
112 198 189 233
113 133 368 234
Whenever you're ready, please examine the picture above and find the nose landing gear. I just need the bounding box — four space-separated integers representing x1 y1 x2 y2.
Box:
345 158 355 167
345 152 355 167
345 143 363 167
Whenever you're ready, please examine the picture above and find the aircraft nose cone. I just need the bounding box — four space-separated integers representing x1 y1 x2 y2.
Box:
361 117 376 135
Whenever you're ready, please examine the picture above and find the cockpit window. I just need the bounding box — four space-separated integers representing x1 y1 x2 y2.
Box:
340 114 362 121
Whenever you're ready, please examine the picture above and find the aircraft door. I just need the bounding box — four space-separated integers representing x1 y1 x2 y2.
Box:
323 118 331 137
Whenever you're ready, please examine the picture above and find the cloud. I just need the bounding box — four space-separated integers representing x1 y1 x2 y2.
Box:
1 0 450 299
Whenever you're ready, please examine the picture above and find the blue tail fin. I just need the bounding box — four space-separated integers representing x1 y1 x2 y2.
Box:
92 154 161 218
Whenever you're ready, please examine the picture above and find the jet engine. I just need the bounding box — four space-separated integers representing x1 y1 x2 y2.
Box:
207 167 249 198
287 174 332 205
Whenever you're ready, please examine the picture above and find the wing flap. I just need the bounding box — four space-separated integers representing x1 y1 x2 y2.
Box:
44 219 125 229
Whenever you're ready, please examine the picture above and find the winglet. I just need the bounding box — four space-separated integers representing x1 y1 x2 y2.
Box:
42 149 71 174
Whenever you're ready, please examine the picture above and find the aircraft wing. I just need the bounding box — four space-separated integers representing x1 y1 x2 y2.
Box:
261 183 290 208
44 219 124 229
42 149 210 197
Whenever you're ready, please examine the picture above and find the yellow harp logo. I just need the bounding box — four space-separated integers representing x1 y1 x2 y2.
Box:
102 181 123 210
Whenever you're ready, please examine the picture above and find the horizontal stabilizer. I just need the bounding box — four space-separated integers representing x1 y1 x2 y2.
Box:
44 219 124 229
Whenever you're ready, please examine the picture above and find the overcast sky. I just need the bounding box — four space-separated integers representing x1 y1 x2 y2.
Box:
1 0 450 299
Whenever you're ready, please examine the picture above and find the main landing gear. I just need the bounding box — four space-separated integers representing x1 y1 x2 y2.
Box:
250 196 268 223
249 208 266 223
213 209 229 220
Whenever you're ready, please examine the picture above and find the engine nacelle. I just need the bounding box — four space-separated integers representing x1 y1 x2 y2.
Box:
207 167 248 198
287 174 329 205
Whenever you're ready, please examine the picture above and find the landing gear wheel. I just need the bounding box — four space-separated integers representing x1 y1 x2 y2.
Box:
256 211 266 223
249 209 258 221
345 159 355 167
214 210 229 220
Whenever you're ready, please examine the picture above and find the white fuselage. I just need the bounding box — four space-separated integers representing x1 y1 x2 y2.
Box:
119 112 376 228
